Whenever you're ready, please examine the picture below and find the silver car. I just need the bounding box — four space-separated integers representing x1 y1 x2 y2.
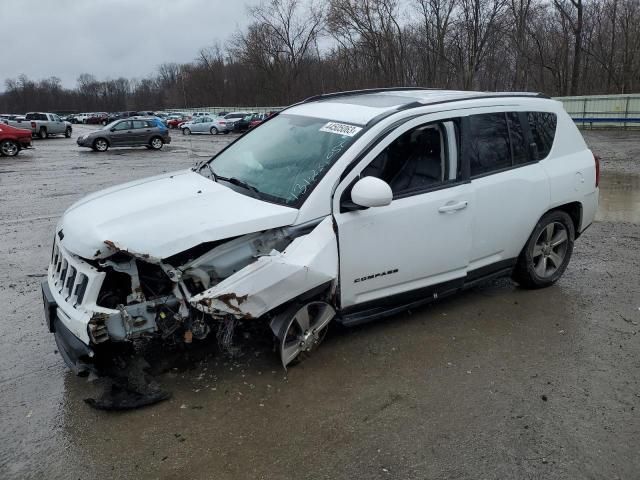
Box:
181 116 229 135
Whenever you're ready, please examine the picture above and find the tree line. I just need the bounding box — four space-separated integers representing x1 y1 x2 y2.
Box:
2 0 639 113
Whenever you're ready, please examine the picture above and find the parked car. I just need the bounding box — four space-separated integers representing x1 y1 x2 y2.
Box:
103 111 138 125
180 116 229 135
231 113 259 132
167 115 190 129
72 113 93 124
248 112 269 129
0 123 32 156
42 88 598 374
23 112 73 138
86 112 108 125
76 118 171 152
223 111 250 131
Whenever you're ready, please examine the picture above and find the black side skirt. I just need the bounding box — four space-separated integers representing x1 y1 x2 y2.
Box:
338 258 516 327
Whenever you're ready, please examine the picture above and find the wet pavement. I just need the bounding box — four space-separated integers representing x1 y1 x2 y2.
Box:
1 127 639 479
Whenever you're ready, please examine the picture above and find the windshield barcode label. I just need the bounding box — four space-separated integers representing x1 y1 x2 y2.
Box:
319 122 362 137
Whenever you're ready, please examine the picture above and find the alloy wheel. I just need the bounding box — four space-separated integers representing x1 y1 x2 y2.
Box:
278 301 335 368
532 221 568 278
1 140 18 156
95 139 108 152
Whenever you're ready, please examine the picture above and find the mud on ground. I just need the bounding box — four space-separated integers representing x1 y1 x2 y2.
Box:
0 127 639 479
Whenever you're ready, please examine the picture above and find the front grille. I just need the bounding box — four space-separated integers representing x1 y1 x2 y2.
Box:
50 237 100 308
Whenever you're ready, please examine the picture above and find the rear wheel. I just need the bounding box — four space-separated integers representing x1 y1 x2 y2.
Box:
93 138 109 152
210 127 218 135
512 210 575 289
39 127 47 139
65 127 72 138
182 128 191 135
0 140 19 156
149 136 163 150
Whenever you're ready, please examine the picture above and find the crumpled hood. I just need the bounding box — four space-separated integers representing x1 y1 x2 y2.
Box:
59 170 299 260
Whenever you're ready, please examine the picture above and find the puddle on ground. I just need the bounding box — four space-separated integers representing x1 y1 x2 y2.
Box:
596 172 640 224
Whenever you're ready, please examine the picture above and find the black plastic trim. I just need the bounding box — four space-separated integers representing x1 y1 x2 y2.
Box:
42 280 57 333
337 258 517 327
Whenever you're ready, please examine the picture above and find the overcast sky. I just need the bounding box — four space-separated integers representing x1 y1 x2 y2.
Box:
0 0 258 89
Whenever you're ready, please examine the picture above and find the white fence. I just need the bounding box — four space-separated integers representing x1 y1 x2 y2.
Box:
555 94 640 128
168 93 640 128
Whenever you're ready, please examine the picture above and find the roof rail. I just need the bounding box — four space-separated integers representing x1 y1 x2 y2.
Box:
302 87 440 103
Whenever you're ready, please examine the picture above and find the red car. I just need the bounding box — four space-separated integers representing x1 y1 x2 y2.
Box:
86 112 108 125
0 123 32 157
167 116 191 129
248 111 280 129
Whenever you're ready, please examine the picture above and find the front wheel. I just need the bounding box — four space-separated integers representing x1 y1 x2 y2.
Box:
92 138 109 152
182 128 191 135
512 210 575 289
65 127 72 138
149 136 163 150
0 140 19 156
271 301 335 369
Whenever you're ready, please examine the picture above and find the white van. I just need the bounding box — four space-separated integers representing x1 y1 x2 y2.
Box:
42 88 599 372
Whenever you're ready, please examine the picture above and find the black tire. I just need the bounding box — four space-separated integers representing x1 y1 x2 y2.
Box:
92 138 109 152
64 127 72 138
0 139 19 157
512 210 575 289
224 130 230 135
182 128 191 135
210 127 218 135
149 136 163 150
39 127 47 139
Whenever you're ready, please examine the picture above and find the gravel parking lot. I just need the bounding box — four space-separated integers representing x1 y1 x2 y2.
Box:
1 126 639 479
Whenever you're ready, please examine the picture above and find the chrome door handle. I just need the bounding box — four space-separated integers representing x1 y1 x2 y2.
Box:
438 201 468 213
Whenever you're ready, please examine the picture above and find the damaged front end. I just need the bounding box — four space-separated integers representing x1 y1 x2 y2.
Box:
46 217 338 374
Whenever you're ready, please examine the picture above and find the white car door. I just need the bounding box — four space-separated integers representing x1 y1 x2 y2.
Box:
463 111 550 273
332 116 473 312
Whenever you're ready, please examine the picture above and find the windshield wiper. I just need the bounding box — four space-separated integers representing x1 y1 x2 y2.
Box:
216 175 260 194
203 163 217 182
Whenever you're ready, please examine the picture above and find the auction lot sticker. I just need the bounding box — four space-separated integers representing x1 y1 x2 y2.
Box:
320 122 363 137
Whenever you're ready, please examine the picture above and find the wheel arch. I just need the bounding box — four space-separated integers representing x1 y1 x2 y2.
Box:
547 201 583 238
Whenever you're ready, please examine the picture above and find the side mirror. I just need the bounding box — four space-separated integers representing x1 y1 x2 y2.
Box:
110 128 115 132
350 176 393 208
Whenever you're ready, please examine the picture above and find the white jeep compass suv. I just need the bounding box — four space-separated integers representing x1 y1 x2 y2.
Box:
42 88 599 372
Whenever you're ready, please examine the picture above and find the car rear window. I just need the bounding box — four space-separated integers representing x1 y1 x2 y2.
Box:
527 112 557 160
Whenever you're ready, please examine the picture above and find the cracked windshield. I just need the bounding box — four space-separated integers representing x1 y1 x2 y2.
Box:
203 114 360 204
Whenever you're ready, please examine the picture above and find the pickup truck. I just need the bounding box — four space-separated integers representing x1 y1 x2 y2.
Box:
25 113 73 138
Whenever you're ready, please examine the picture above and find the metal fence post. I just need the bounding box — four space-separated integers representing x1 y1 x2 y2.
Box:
624 96 630 130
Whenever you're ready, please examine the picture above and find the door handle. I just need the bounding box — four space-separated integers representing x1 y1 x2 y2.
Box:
438 201 468 213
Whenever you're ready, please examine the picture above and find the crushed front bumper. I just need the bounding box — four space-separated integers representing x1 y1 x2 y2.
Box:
42 280 95 374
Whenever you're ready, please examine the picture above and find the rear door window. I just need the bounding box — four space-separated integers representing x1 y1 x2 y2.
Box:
467 113 511 176
132 120 147 129
527 112 557 159
507 113 528 165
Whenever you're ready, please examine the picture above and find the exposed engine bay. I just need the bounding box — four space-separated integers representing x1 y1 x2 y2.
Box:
81 217 338 368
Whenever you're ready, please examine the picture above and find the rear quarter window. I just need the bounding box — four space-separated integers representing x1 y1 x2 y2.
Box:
527 112 557 159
